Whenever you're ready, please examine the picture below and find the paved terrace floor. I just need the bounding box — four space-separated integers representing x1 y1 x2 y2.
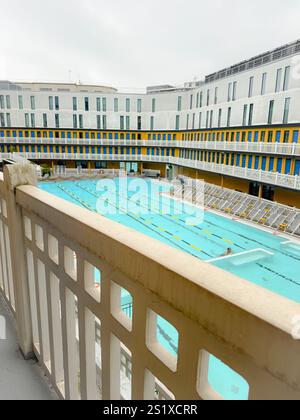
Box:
0 295 56 400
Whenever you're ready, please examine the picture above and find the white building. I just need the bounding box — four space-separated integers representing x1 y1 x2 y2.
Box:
0 40 300 206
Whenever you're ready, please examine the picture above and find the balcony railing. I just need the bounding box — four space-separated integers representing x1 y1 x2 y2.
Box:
1 152 300 191
0 164 300 400
172 157 300 191
0 165 300 400
2 137 300 156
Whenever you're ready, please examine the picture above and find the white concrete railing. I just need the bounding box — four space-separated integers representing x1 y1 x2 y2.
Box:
0 186 16 315
0 164 300 400
1 152 300 191
172 158 300 191
52 167 122 178
2 137 300 156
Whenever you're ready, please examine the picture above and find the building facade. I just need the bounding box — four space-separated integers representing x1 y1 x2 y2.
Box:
1 40 300 206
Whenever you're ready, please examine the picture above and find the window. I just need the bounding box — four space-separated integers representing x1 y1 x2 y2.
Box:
126 98 130 113
120 116 124 130
6 113 10 126
125 116 130 130
248 104 254 126
79 114 83 129
17 95 23 110
150 116 154 131
218 109 222 128
0 96 4 109
43 114 48 128
261 73 267 95
25 113 30 128
152 98 156 113
190 95 193 110
209 111 213 129
178 96 182 111
268 100 274 125
199 112 202 129
199 92 203 108
242 105 248 126
214 87 218 105
268 131 273 143
137 98 142 113
196 93 199 108
55 114 60 128
73 97 77 111
55 96 59 110
49 96 53 110
206 112 209 129
31 114 35 128
227 83 232 102
176 115 180 130
84 97 89 112
102 98 107 112
192 113 195 129
248 77 254 98
275 69 282 92
137 116 142 130
114 98 119 112
284 130 290 143
97 98 101 112
97 115 101 130
283 98 291 124
232 82 237 101
6 95 11 109
293 130 299 143
186 114 190 130
30 96 35 110
283 66 291 91
0 113 4 127
206 90 210 106
227 107 232 127
73 115 77 129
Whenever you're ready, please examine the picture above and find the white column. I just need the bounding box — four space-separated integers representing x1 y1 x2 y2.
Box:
3 163 37 358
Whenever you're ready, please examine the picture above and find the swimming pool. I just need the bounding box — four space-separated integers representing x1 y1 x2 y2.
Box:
39 178 300 400
40 178 300 304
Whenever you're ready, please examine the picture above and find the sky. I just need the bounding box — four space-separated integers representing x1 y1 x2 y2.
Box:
1 0 300 92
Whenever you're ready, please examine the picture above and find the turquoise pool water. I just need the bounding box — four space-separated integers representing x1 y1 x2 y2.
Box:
40 178 300 400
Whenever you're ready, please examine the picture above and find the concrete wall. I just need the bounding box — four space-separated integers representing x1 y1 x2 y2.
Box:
274 187 300 207
143 163 167 177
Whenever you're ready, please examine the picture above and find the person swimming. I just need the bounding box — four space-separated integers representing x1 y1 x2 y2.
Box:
221 248 233 257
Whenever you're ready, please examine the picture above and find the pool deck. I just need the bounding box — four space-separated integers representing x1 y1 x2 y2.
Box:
0 295 56 400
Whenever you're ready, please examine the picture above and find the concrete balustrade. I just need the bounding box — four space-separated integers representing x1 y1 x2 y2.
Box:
1 153 300 191
2 137 300 156
0 164 300 400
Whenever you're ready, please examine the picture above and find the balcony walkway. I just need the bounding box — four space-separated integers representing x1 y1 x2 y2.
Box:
0 296 55 400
